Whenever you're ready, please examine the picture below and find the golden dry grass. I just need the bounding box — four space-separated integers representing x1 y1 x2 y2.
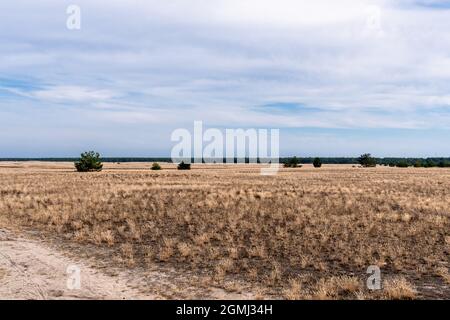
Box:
382 277 417 300
0 162 448 299
0 267 7 280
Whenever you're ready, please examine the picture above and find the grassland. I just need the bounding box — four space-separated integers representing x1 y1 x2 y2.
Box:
0 162 448 299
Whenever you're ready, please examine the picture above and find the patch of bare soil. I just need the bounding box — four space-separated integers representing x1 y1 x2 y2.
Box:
0 228 157 299
0 228 257 300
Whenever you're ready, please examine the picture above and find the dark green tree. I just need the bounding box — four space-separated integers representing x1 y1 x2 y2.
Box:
177 161 191 170
357 153 376 167
74 151 103 172
284 156 301 168
313 157 322 168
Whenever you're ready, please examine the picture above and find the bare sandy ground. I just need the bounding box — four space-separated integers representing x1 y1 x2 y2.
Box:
0 228 159 300
0 227 257 300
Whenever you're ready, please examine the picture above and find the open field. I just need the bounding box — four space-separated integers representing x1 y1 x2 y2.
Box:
0 162 449 299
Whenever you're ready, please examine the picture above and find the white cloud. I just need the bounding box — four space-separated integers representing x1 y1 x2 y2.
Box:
0 0 449 155
29 86 118 103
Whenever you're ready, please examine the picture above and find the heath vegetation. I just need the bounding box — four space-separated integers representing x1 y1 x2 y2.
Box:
0 162 448 299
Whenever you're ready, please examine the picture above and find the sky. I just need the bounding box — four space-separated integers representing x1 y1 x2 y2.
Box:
0 0 449 157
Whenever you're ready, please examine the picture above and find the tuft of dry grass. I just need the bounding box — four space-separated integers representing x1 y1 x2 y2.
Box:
435 267 450 285
119 243 135 267
283 278 303 300
383 277 417 300
312 276 361 300
0 267 7 280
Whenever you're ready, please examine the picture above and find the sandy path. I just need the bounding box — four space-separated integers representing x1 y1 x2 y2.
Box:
0 228 157 300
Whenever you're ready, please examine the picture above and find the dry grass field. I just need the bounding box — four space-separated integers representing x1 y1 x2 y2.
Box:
0 162 448 299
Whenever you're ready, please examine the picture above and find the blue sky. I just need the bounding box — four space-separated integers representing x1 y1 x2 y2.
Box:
0 0 449 157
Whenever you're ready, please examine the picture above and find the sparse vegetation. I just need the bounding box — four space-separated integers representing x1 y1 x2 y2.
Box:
0 162 448 299
74 151 103 172
383 277 417 300
435 267 450 285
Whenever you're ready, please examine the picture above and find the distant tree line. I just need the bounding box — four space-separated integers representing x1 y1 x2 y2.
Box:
379 158 450 168
0 157 171 163
2 155 449 168
281 157 450 167
281 155 450 168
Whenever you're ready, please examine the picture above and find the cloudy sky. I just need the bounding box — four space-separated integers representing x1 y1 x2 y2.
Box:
1 0 449 157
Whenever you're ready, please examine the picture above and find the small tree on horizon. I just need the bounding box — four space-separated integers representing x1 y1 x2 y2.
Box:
313 157 322 168
284 156 301 168
74 151 103 172
177 161 191 170
357 153 376 167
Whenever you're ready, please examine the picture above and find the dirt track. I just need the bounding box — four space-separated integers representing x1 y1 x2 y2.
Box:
0 228 256 300
0 228 157 300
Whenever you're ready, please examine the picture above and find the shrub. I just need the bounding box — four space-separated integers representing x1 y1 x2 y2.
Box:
284 156 302 168
151 162 161 170
74 151 103 172
357 153 376 167
313 157 322 168
177 161 191 170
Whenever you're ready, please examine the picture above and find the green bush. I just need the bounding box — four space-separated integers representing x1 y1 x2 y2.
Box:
313 157 322 168
284 156 302 168
74 151 103 172
151 162 161 170
177 161 191 170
